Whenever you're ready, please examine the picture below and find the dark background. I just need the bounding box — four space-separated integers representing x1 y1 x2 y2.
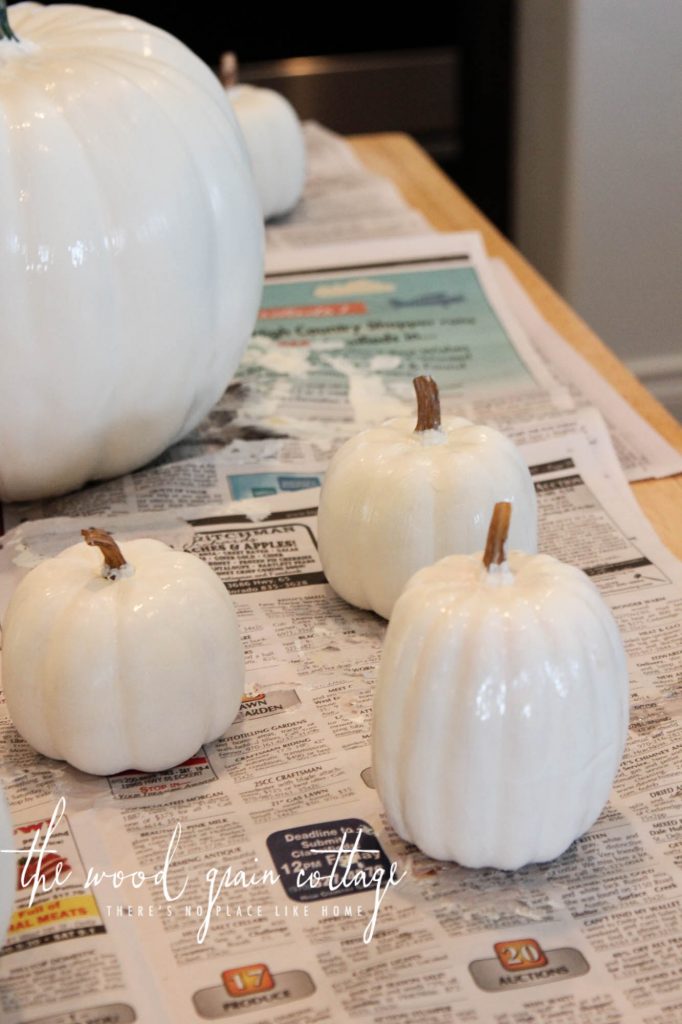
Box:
19 1 516 233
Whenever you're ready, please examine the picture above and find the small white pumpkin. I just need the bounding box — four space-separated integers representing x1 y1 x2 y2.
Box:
0 3 264 501
223 54 306 220
0 787 14 942
1 529 245 775
317 376 538 619
372 503 629 870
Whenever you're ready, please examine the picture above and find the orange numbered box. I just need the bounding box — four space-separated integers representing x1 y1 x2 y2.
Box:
494 939 548 972
222 964 275 997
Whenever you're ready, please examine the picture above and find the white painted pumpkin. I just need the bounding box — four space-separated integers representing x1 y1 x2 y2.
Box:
372 503 629 870
0 787 14 942
227 80 306 219
317 376 538 619
0 3 264 501
1 529 245 775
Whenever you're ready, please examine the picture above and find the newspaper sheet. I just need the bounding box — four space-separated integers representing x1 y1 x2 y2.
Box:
2 233 582 533
267 124 681 480
491 259 682 483
163 231 682 482
203 234 570 449
4 226 678 535
265 123 432 251
1 419 681 1023
4 222 677 540
0 407 628 536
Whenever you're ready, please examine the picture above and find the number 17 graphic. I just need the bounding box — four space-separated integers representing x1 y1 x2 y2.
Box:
223 964 275 997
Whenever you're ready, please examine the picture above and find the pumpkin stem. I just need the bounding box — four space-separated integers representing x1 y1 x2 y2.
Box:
483 502 512 569
413 375 441 432
82 528 128 580
0 0 19 42
220 51 239 88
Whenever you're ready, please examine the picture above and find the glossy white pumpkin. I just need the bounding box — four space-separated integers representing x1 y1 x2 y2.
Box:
372 528 629 870
228 83 306 219
1 533 245 775
0 788 14 942
0 3 264 501
317 380 537 619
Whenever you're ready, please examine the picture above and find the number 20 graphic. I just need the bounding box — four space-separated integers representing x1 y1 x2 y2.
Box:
494 939 548 972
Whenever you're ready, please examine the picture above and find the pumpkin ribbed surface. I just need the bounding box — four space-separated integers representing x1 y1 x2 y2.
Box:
372 551 629 869
2 538 245 775
0 3 263 500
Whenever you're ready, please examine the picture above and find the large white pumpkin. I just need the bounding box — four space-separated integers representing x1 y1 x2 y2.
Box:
0 3 264 501
372 503 629 870
1 529 245 775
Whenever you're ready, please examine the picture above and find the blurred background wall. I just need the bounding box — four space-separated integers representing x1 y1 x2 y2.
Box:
514 0 682 421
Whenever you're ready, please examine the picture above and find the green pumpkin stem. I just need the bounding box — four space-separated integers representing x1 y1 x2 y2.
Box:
82 528 128 578
0 0 19 43
483 502 512 569
413 375 441 432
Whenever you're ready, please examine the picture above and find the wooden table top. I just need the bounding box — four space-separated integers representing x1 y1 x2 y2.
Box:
350 133 682 559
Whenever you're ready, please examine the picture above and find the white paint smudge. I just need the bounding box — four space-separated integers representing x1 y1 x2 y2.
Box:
322 356 410 426
241 334 312 377
369 354 402 372
232 499 273 522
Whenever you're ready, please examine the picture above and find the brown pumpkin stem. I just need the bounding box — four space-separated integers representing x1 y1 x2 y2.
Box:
82 528 127 576
413 375 441 432
220 51 239 88
483 502 512 569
